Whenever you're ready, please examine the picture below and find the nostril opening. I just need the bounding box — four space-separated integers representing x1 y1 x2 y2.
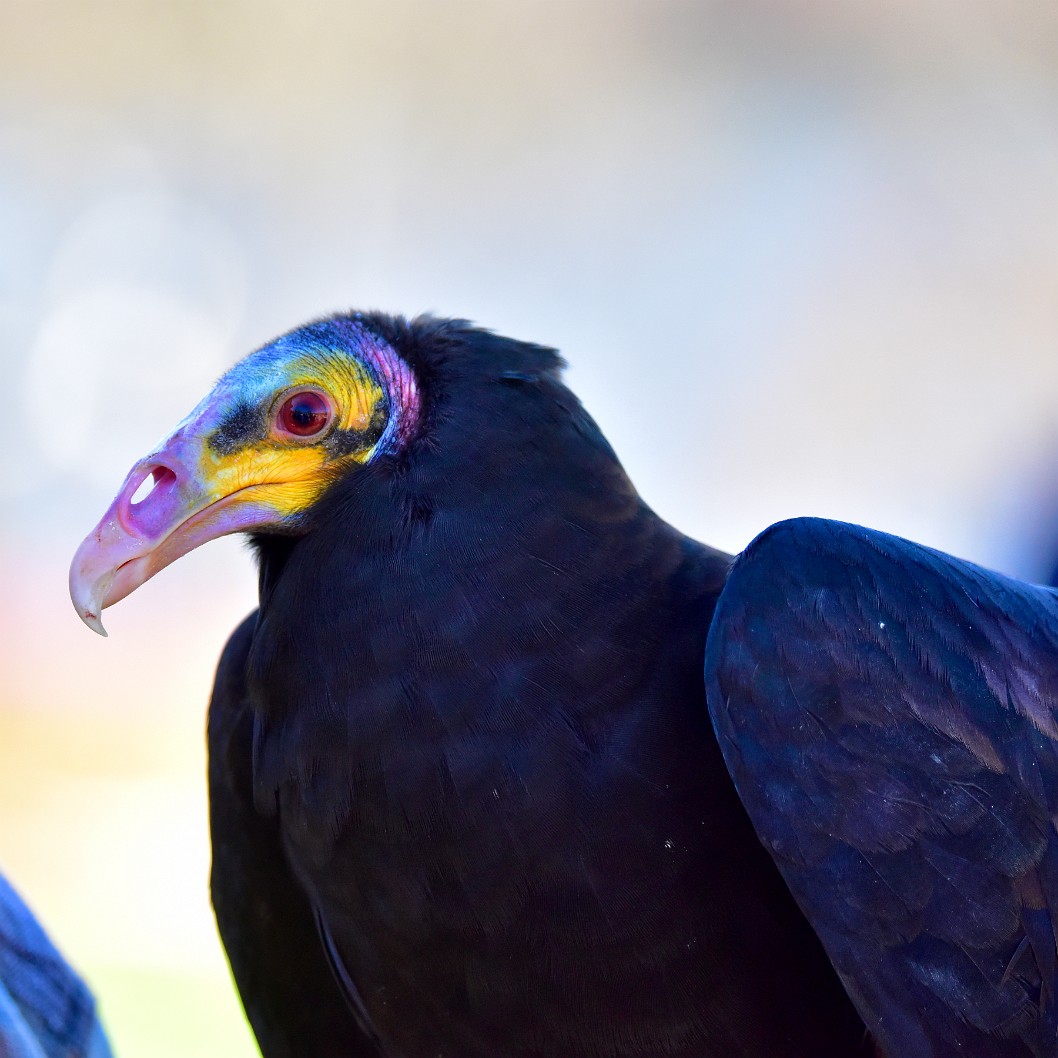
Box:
130 476 153 506
130 466 178 507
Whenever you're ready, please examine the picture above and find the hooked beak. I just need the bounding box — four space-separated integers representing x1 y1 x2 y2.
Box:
69 437 278 636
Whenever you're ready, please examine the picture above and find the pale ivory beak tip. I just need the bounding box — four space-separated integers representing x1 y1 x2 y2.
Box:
78 609 109 637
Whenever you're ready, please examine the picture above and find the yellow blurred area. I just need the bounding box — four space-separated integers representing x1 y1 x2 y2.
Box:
0 538 257 1053
2 1 1058 1054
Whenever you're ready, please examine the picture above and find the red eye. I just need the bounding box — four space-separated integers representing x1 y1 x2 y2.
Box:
276 390 333 438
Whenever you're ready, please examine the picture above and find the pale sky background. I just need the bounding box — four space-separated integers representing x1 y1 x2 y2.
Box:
2 2 1058 1055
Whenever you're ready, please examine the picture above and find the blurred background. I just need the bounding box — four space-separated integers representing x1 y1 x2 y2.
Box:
2 1 1057 1054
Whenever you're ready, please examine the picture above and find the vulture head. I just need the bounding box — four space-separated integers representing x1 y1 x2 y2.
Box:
69 314 426 634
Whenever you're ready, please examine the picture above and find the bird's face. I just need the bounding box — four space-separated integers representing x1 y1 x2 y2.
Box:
69 318 418 635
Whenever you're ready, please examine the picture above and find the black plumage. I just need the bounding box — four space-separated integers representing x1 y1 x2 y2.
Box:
200 316 870 1056
706 516 1058 1058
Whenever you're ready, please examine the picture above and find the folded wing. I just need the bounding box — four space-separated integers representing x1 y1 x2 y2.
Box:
705 517 1058 1058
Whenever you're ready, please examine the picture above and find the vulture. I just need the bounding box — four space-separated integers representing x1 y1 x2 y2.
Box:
69 313 868 1057
67 311 1056 1056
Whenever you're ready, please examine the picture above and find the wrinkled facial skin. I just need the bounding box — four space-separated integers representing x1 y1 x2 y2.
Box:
69 320 416 635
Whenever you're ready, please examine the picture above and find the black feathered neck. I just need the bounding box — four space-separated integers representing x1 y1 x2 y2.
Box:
351 312 566 392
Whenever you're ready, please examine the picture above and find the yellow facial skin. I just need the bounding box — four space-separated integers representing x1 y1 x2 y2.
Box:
69 342 394 634
196 444 336 523
197 353 387 520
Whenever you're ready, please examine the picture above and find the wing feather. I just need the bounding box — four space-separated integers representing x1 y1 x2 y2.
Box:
208 612 378 1057
705 517 1058 1058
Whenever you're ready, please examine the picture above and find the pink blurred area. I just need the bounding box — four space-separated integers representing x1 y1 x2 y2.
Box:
2 1 1058 1055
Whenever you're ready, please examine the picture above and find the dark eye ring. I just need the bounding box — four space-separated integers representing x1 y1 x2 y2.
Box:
275 389 334 439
